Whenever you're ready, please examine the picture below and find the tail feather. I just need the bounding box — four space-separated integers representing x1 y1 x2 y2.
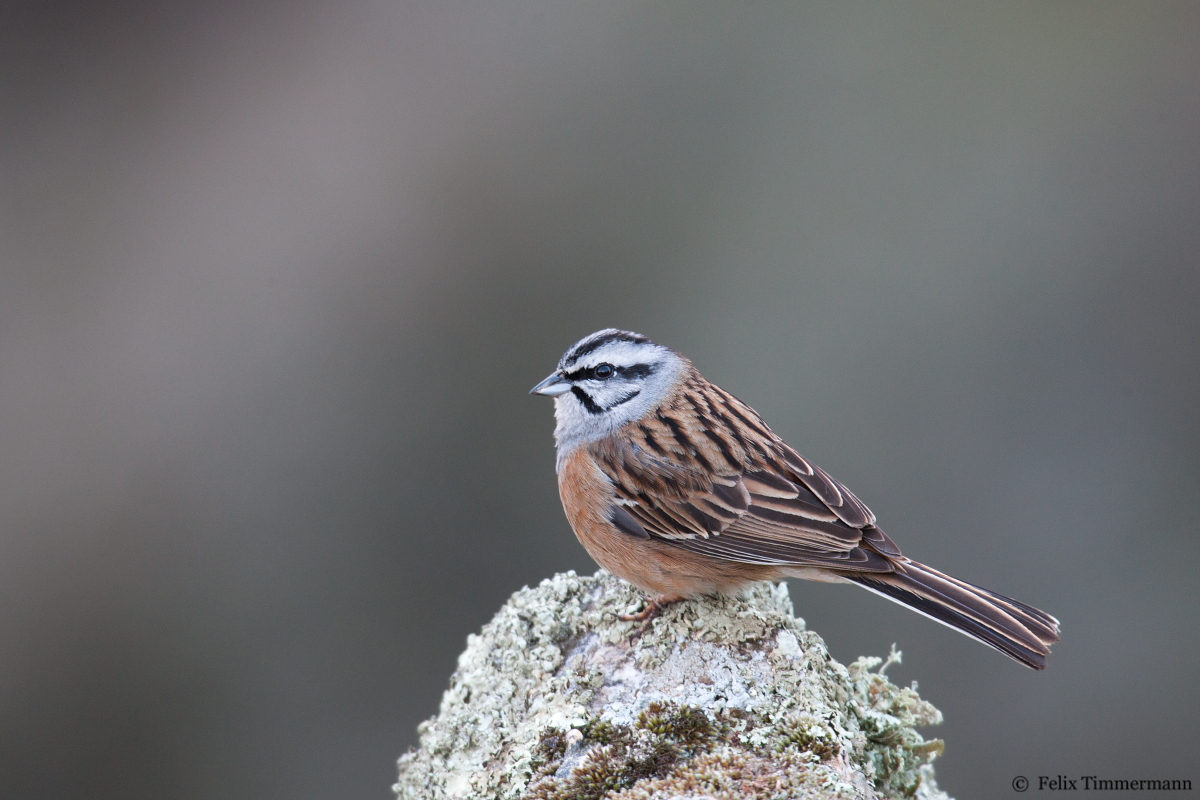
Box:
846 560 1060 670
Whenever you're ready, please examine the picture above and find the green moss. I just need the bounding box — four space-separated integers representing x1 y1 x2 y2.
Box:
530 728 567 776
580 718 628 746
635 701 719 752
524 702 717 799
777 712 841 761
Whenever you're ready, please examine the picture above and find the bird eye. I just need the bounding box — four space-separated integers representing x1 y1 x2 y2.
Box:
594 363 615 379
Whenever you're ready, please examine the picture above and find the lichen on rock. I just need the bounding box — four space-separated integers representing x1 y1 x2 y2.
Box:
395 571 951 800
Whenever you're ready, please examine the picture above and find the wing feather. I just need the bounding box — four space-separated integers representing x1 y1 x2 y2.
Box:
590 383 893 571
746 488 838 522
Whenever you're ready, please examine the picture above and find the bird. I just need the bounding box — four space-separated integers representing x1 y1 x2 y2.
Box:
530 328 1060 670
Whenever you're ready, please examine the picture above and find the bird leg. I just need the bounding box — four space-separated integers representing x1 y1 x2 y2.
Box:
617 594 680 627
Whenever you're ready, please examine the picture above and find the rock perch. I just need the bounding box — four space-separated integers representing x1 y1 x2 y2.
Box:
395 571 951 800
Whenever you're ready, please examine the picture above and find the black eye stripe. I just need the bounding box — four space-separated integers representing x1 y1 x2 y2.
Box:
562 363 656 382
617 364 654 379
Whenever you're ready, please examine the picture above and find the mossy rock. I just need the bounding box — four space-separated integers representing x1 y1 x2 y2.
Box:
395 571 950 800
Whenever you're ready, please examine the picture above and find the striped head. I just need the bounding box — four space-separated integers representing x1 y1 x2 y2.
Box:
530 329 686 462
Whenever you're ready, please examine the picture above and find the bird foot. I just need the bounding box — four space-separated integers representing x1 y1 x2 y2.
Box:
617 595 679 635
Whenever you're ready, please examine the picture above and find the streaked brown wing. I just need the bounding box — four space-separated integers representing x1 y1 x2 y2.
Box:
768 443 877 530
592 404 902 572
662 468 898 573
616 472 751 539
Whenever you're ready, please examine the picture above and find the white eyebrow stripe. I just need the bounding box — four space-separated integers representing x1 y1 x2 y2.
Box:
574 340 660 368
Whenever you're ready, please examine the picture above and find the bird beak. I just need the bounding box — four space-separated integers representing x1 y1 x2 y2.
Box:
530 372 572 396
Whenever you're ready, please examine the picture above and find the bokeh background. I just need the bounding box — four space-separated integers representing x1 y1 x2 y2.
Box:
2 3 1198 798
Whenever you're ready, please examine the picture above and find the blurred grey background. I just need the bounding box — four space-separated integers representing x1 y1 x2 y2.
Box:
2 2 1198 798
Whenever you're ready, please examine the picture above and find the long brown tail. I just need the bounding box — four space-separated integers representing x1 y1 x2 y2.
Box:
846 560 1060 670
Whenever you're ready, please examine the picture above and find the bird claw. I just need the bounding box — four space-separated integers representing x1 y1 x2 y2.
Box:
617 595 678 635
